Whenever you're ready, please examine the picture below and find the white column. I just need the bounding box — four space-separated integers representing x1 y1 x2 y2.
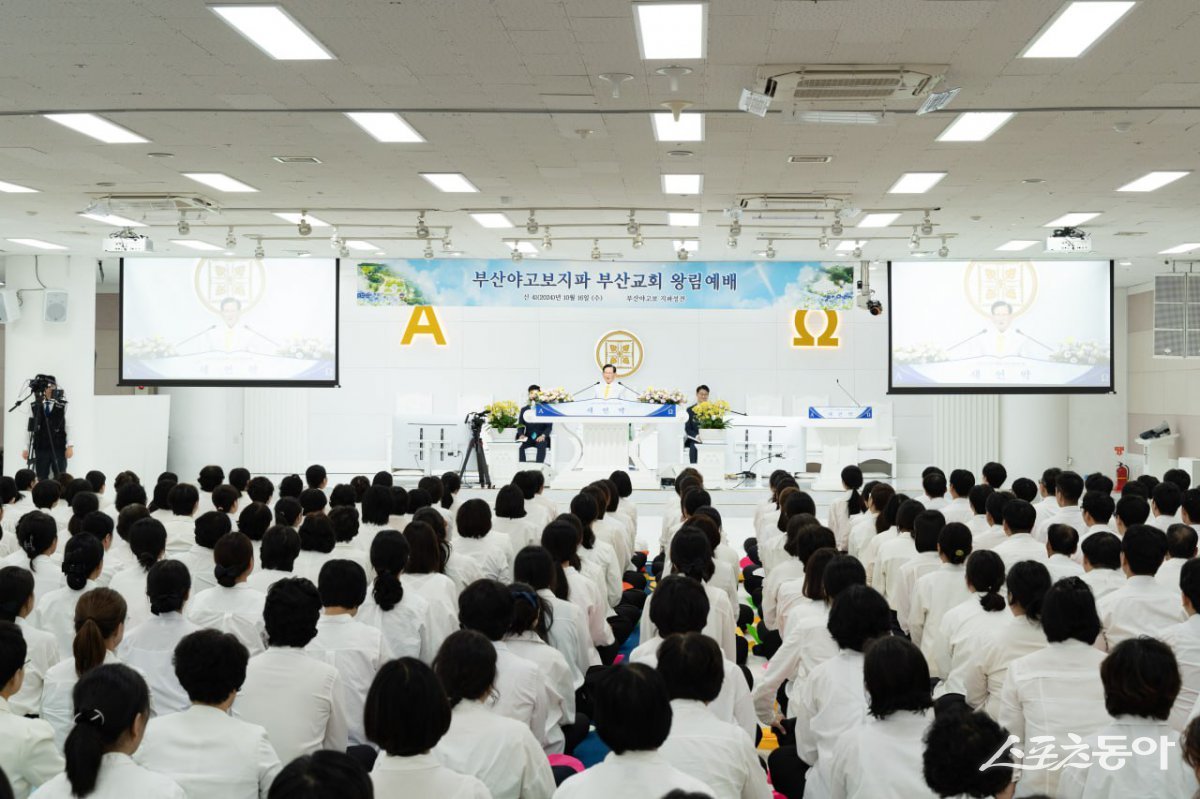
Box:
931 395 1000 471
3 256 97 473
1000 395 1069 479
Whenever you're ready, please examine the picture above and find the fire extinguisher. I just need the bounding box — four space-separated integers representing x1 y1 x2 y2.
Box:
1114 446 1128 491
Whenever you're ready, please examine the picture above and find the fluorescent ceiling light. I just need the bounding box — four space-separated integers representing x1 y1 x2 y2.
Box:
0 180 38 193
506 241 539 254
471 213 514 229
672 239 699 252
1044 212 1100 227
857 213 901 228
170 239 224 251
835 240 867 251
1116 170 1190 192
797 111 884 125
667 212 700 227
1159 243 1200 255
210 4 334 60
79 212 146 228
936 112 1015 142
273 212 330 227
345 240 379 252
7 238 67 250
633 2 707 60
182 172 259 192
420 173 479 193
344 112 425 143
651 113 704 142
996 240 1040 251
44 113 148 144
888 172 947 194
1021 1 1136 59
661 174 703 194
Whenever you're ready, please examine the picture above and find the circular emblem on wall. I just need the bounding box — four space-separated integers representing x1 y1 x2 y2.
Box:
595 329 644 377
963 260 1038 320
193 257 267 314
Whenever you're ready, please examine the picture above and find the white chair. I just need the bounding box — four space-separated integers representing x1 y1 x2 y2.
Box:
856 402 898 477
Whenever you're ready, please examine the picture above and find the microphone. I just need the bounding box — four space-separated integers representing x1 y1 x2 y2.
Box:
617 381 641 395
946 328 988 352
572 380 600 396
1014 328 1052 351
244 324 281 348
172 324 217 350
835 378 861 408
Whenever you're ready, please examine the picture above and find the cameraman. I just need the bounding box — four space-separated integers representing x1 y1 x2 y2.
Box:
20 375 72 479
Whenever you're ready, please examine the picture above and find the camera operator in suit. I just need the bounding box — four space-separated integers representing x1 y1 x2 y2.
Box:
21 375 72 479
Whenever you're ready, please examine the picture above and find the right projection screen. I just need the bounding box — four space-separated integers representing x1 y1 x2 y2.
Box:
888 259 1113 394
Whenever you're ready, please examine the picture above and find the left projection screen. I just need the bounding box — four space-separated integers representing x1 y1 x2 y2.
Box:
119 257 339 387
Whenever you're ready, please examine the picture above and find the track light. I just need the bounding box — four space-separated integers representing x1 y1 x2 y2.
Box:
765 240 776 259
525 211 539 235
909 227 920 250
831 212 844 237
938 237 949 258
727 235 737 248
423 242 434 259
338 243 349 258
591 239 602 260
730 219 742 237
677 246 689 261
254 243 264 258
415 212 429 239
920 212 933 236
626 211 639 236
177 216 190 236
441 236 453 251
511 250 523 262
298 212 312 236
818 229 830 250
225 227 237 249
542 228 552 250
852 246 862 258
632 233 644 249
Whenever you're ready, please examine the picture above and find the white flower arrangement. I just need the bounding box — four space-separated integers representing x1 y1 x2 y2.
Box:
123 336 177 358
276 337 334 360
637 387 687 405
532 387 573 404
894 343 948 364
1049 338 1110 365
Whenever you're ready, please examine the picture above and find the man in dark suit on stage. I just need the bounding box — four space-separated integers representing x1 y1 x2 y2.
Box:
684 384 709 464
517 384 553 463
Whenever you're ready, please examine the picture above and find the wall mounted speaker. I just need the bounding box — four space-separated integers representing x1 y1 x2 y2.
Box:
0 290 21 324
44 289 68 323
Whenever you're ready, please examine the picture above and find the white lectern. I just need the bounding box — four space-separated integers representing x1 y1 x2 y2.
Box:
534 400 678 489
804 406 874 491
1137 434 1179 480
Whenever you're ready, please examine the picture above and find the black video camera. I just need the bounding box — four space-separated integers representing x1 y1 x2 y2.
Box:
29 374 65 402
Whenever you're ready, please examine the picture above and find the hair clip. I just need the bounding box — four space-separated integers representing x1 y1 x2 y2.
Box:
73 708 106 726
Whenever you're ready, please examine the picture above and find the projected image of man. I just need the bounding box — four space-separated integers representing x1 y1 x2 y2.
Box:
203 297 266 354
964 301 1039 360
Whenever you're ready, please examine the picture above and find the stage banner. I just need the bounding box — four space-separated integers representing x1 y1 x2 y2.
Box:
355 259 854 311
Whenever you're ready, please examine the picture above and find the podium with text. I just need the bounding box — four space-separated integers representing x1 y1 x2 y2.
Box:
804 406 874 491
533 400 678 489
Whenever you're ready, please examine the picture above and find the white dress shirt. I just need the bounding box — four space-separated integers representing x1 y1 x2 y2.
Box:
1156 556 1188 591
0 554 63 601
399 572 458 650
1046 552 1085 582
10 617 58 716
357 590 433 662
330 541 372 577
1033 494 1059 526
909 563 970 668
761 559 805 628
991 532 1049 573
492 516 540 557
998 639 1111 797
107 565 153 631
117 611 200 716
641 581 737 662
971 524 1008 551
0 696 62 799
793 649 869 798
444 549 486 593
175 545 219 594
433 699 555 799
750 604 836 725
187 583 267 656
553 749 713 798
940 497 973 524
306 612 385 746
1161 614 1200 732
922 495 948 511
593 517 630 571
1096 574 1187 650
370 752 490 799
828 709 937 799
659 699 772 799
957 614 1047 719
933 598 1007 691
34 581 97 660
892 551 941 626
491 641 553 751
453 534 512 582
538 588 596 681
965 513 990 537
1057 716 1200 799
825 495 855 552
1033 503 1088 544
136 704 281 799
589 382 634 401
845 512 879 561
1080 566 1126 599
629 636 757 739
161 516 196 554
859 527 897 589
233 646 348 764
32 752 185 799
874 532 917 602
564 567 613 647
506 631 575 734
244 567 291 594
41 649 123 750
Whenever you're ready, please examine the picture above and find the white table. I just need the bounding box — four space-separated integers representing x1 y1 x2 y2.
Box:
533 399 679 489
803 406 875 491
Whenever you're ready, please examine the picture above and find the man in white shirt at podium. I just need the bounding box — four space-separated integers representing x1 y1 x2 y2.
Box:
591 364 635 401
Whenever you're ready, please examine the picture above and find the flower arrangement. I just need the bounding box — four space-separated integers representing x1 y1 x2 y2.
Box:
532 388 573 404
276 337 334 360
637 387 687 405
692 399 732 429
894 343 948 364
1048 339 1110 365
123 337 177 358
484 400 520 431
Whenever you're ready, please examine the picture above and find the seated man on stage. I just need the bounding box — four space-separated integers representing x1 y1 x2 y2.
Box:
684 384 708 464
516 384 552 463
592 363 635 401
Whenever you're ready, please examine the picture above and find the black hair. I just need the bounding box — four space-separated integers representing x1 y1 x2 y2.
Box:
211 484 240 514
417 476 444 505
669 527 715 582
228 468 251 492
14 469 36 491
327 505 360 544
1010 477 1038 503
1040 576 1100 644
508 581 552 640
274 497 303 527
1085 472 1115 495
913 511 946 553
213 532 253 587
541 519 581 574
458 579 512 641
495 484 527 519
263 578 321 648
304 464 327 489
268 752 371 799
129 517 167 572
433 628 496 706
569 493 598 548
246 476 274 504
369 529 408 611
116 504 149 542
1182 489 1200 523
440 472 462 510
876 492 909 534
1122 523 1168 575
682 488 712 517
1041 467 1063 495
1055 470 1084 504
1082 531 1122 570
406 488 432 513
1154 481 1184 517
864 636 932 719
1164 467 1192 492
966 550 1006 612
173 628 248 704
821 554 867 600
1115 495 1151 528
1006 560 1051 622
149 479 175 513
299 488 328 515
62 533 104 590
693 505 723 534
922 703 1015 798
278 474 303 499
114 482 147 512
657 631 723 703
317 559 368 609
260 525 301 571
512 471 540 501
237 502 273 542
1122 480 1150 500
0 620 26 689
361 485 393 526
194 510 232 549
67 492 100 535
64 664 151 798
0 567 34 623
981 461 1007 488
298 514 335 554
896 499 926 532
64 479 93 505
364 658 451 756
966 484 992 515
0 476 21 506
602 364 616 373
591 663 672 754
403 522 444 575
197 466 224 493
456 498 493 539
801 548 837 601
80 511 114 542
608 470 633 498
827 585 891 651
1105 637 1183 722
937 522 972 565
1138 474 1161 492
839 465 865 516
1001 499 1036 533
922 472 947 500
514 545 564 601
650 574 710 635
17 510 57 568
147 560 190 616
1047 523 1079 557
372 471 394 488
328 483 357 509
168 483 200 517
949 469 975 498
32 481 61 510
1082 490 1115 524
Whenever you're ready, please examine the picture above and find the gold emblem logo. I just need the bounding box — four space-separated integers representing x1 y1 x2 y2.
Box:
964 260 1038 319
193 257 267 314
595 330 644 377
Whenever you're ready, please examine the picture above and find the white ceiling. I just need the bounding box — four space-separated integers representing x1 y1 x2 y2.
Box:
1 0 1200 286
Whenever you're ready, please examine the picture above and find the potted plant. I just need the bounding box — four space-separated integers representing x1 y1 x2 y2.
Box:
637 387 686 405
692 399 732 443
531 388 573 404
483 400 520 440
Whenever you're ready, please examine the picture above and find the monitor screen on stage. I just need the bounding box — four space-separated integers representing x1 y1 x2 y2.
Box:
888 259 1113 394
119 257 339 387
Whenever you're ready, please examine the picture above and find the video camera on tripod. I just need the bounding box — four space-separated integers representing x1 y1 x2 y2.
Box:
459 408 493 488
464 407 491 432
29 374 66 404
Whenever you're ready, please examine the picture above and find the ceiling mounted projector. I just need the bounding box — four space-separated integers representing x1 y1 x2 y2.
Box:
1045 226 1092 253
103 227 153 253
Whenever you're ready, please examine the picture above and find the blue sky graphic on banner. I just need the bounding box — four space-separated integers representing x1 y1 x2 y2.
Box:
355 259 855 310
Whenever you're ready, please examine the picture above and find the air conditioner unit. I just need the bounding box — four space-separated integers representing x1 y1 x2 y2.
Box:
759 63 948 121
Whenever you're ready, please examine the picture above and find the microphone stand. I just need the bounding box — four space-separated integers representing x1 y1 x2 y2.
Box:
571 380 600 397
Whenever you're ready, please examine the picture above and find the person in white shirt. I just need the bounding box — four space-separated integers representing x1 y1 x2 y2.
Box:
236 502 273 563
196 466 225 516
107 517 166 633
825 466 867 553
829 636 938 799
0 621 63 799
554 662 714 798
268 750 372 799
1079 490 1117 557
909 523 972 660
980 461 1007 491
1061 636 1199 797
187 532 267 656
1157 523 1197 591
1182 486 1200 532
431 630 555 799
1044 523 1085 582
1151 481 1185 532
162 483 202 555
323 506 372 578
136 629 281 798
453 499 513 583
932 550 1010 685
356 485 393 556
990 499 1049 572
357 530 435 662
29 482 68 533
964 484 994 539
998 576 1110 796
34 663 187 799
920 468 949 512
1032 470 1088 544
656 632 772 799
768 585 893 799
876 504 936 615
940 469 976 525
0 567 59 716
307 559 385 746
1033 467 1063 527
116 561 200 716
571 493 623 609
1114 493 1151 537
2 511 61 601
414 505 483 593
643 529 736 663
1079 530 1127 599
513 544 596 684
492 485 541 561
233 577 349 764
399 521 461 642
35 532 105 659
921 704 1017 799
846 483 893 562
971 490 1013 552
175 511 231 596
1164 559 1200 733
245 525 301 594
1097 523 1187 650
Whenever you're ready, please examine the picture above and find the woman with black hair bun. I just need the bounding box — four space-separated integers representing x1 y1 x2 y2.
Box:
640 528 736 663
34 532 105 659
357 529 440 662
117 560 200 716
186 532 266 656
